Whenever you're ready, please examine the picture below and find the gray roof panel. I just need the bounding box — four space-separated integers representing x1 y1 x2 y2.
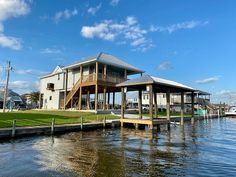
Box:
63 52 144 73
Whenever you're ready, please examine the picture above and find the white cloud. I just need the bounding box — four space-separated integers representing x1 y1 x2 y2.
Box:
212 90 236 105
0 34 22 50
87 3 102 15
150 20 209 33
110 0 120 6
14 69 48 76
81 16 153 52
9 80 39 91
40 48 61 54
157 62 172 70
0 0 30 50
196 76 220 84
54 8 78 23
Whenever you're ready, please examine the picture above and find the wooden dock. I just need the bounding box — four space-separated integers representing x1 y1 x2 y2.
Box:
120 118 170 129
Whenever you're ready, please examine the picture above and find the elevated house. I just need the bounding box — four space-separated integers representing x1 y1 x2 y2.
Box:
40 52 143 110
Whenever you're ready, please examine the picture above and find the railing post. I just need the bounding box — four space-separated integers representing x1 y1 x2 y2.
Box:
12 120 16 138
103 116 106 128
51 118 55 135
81 116 83 130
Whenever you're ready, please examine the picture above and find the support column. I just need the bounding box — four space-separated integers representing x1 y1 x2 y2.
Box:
180 92 184 125
154 91 158 118
149 85 153 120
64 69 68 109
80 65 83 83
39 93 42 109
104 64 107 80
166 90 170 121
103 87 106 110
191 92 195 124
87 90 90 110
107 92 110 110
124 69 127 80
71 97 73 109
95 62 99 111
138 89 142 119
112 92 115 109
121 87 125 120
79 87 82 110
95 85 98 111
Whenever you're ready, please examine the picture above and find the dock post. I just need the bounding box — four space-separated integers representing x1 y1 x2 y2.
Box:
51 118 55 135
135 123 139 130
191 92 195 125
81 116 83 130
180 92 184 126
12 120 16 138
166 90 171 121
103 116 106 128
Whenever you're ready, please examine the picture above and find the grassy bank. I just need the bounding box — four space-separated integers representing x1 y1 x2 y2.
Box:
0 110 119 128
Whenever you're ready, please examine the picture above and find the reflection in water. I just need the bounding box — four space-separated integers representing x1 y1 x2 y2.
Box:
1 118 236 177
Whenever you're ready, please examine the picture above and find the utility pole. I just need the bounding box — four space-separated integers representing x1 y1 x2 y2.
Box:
3 61 11 113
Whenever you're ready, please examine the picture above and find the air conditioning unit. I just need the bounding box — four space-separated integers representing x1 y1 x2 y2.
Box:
46 83 54 91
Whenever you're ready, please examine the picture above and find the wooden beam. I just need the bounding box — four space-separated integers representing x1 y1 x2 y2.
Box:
124 69 127 80
149 85 153 120
64 69 68 110
191 92 195 124
154 91 158 118
112 92 115 109
96 62 99 81
107 92 110 110
95 84 98 111
166 90 170 121
104 64 107 80
121 87 125 120
80 65 83 83
87 89 90 110
180 92 184 125
79 86 82 110
138 89 142 119
103 87 106 110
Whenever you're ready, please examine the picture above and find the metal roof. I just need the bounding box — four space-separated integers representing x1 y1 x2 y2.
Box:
117 75 195 91
63 52 144 73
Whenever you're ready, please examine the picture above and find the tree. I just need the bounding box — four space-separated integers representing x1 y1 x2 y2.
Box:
30 91 39 104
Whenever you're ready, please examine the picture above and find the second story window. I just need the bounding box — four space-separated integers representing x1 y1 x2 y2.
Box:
58 74 60 80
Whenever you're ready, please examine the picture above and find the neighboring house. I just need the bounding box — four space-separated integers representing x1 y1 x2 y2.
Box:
0 89 24 109
127 91 211 112
39 52 143 110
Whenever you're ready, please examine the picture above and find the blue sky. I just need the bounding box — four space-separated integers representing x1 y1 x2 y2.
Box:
0 0 236 104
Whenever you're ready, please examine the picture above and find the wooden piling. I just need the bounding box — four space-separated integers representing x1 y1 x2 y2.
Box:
103 116 106 128
81 116 83 130
12 120 16 138
51 118 55 135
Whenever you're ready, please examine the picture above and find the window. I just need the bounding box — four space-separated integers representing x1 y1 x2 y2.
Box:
46 83 54 90
49 96 52 100
58 74 60 80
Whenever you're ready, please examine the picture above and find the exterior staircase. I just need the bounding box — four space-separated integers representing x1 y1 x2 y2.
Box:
64 78 81 108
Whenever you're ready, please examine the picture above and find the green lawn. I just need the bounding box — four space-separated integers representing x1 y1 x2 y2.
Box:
0 110 119 128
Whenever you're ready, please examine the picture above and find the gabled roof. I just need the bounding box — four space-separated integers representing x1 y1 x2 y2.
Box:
117 75 195 91
40 65 64 79
63 52 144 74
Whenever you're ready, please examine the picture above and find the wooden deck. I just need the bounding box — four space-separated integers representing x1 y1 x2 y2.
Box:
120 118 170 127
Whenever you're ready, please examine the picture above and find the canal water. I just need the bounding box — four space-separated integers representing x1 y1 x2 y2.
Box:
0 118 236 177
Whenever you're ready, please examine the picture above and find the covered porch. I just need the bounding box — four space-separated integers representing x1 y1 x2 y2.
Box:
117 75 197 129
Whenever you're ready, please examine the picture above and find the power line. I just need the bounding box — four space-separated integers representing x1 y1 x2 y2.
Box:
3 61 12 113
